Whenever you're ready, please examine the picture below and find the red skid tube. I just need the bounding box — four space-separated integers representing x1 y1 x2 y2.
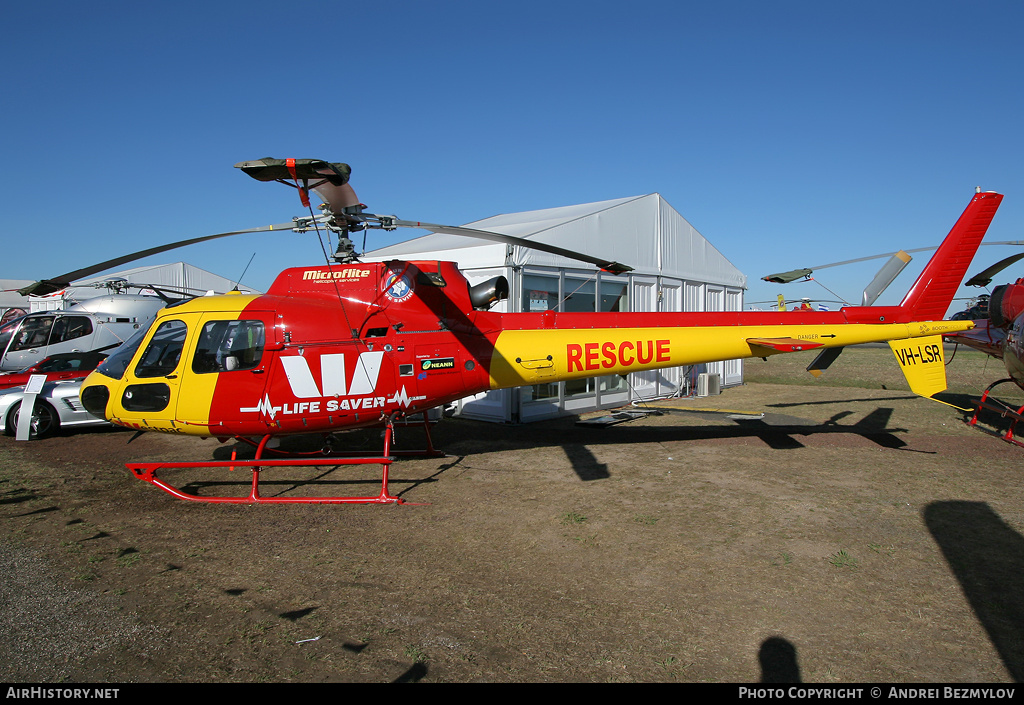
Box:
127 426 410 504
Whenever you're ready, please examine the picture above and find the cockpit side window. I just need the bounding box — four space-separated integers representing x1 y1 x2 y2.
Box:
135 320 188 378
9 316 53 351
191 320 265 374
49 316 94 344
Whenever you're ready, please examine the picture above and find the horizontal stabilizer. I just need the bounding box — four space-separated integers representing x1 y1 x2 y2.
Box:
747 337 825 353
889 335 947 398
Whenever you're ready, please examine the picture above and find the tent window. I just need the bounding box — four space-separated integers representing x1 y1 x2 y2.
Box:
523 275 558 312
597 279 629 395
600 281 628 313
522 274 559 401
562 278 596 314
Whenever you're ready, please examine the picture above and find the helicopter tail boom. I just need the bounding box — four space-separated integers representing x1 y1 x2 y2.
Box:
484 191 1003 395
484 318 968 392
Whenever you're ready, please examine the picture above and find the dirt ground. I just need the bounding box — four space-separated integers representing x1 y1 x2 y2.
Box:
2 347 1023 683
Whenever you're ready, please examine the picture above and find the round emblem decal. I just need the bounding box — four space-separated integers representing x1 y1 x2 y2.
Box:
383 272 414 302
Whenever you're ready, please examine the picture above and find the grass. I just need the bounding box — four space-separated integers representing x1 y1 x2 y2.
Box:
561 511 587 525
828 549 858 569
115 552 141 568
404 645 428 663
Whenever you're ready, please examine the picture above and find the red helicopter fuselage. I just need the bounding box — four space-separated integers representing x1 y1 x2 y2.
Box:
79 189 1004 439
81 257 976 439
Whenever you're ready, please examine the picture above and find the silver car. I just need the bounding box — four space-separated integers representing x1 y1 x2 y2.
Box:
0 379 110 439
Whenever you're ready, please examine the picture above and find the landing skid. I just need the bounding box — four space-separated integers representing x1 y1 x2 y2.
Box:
967 379 1024 448
126 417 445 504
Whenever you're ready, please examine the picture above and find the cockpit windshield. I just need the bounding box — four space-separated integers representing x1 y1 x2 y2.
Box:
94 324 153 380
0 315 27 357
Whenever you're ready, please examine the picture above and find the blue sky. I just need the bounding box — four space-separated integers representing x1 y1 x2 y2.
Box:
3 1 1022 312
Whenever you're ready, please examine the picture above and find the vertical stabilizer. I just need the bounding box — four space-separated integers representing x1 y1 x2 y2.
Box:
898 191 1003 321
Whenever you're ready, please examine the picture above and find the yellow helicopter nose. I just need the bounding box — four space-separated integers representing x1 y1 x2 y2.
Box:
80 371 113 422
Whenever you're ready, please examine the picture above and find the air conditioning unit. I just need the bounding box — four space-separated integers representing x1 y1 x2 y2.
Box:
696 373 721 397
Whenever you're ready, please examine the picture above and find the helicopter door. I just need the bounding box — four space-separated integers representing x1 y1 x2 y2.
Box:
117 316 193 431
175 314 275 433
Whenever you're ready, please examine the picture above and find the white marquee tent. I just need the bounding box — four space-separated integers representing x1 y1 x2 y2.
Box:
365 194 747 422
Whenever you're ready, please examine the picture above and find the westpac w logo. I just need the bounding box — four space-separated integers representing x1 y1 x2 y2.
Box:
279 351 384 398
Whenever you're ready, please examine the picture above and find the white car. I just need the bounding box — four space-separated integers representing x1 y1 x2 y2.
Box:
0 379 110 439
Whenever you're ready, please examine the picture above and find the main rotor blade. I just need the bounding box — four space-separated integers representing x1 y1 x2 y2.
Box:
383 218 633 275
235 158 351 185
763 240 1024 284
762 268 813 284
965 252 1024 287
238 157 630 274
19 222 297 296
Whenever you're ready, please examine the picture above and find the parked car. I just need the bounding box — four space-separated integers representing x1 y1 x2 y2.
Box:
0 352 109 391
0 379 110 439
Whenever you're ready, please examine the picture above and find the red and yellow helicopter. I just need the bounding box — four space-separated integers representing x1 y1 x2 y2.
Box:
57 159 1001 504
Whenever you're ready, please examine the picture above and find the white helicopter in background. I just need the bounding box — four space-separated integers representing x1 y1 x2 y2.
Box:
4 223 268 372
1 278 200 371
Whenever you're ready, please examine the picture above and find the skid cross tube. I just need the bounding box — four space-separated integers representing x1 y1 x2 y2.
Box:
231 415 445 460
127 424 410 504
967 379 1024 448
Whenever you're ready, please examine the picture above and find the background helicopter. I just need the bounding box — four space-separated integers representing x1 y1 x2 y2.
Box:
942 254 1024 445
5 252 266 372
65 160 1001 504
945 252 1024 381
0 280 181 371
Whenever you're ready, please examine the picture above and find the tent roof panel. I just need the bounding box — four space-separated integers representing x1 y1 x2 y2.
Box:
365 194 746 288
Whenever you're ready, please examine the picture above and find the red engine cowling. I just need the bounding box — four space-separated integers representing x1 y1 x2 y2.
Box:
989 279 1024 329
